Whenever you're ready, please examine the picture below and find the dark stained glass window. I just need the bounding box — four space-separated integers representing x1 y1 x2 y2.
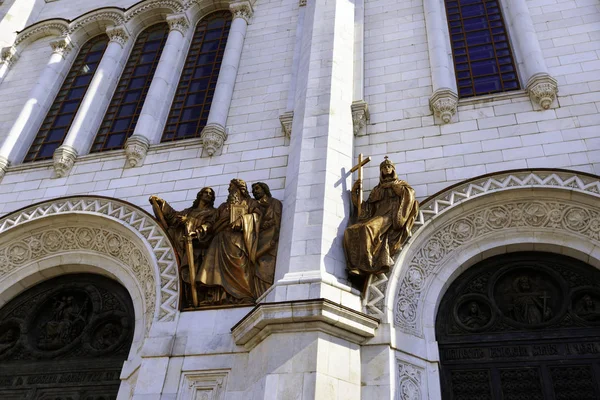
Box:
25 35 109 162
161 12 231 142
445 0 520 98
91 23 169 152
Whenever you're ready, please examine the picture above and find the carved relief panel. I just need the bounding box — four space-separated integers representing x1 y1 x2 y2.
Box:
0 274 134 399
436 252 600 400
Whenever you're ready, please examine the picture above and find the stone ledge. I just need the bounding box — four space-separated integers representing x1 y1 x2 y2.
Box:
231 299 380 350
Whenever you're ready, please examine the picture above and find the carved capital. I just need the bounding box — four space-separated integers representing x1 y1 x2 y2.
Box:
230 1 254 23
0 156 9 181
299 0 307 6
166 13 190 35
49 36 75 58
527 73 558 110
279 111 293 138
429 88 458 124
52 145 77 178
106 25 130 48
124 135 150 168
0 46 19 68
351 100 370 136
201 123 227 156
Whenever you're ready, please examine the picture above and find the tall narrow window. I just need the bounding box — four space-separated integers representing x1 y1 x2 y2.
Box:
161 12 231 142
445 0 519 98
24 35 109 162
91 23 169 152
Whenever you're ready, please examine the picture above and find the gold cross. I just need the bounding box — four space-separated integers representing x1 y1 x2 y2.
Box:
350 153 371 216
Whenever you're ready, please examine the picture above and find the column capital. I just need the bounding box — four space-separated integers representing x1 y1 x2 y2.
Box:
49 36 75 58
526 73 558 110
351 100 370 136
200 123 227 156
106 25 130 48
53 145 77 178
230 1 254 23
279 111 293 138
166 13 190 35
429 88 458 124
124 135 150 168
0 156 9 182
0 46 19 68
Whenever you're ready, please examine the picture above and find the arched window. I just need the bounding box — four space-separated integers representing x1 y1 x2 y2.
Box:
24 35 109 162
161 12 232 142
91 23 169 152
444 0 519 98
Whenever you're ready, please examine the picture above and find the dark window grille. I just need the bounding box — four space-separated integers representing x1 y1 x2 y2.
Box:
444 0 520 98
91 23 169 152
24 35 109 162
161 12 232 142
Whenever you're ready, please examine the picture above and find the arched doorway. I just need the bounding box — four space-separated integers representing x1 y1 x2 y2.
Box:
0 274 134 399
436 252 600 399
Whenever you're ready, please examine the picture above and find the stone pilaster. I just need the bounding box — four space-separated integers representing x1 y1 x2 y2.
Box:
429 88 458 124
53 145 77 178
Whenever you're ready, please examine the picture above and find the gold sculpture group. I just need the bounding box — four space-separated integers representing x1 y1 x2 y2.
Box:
150 157 418 309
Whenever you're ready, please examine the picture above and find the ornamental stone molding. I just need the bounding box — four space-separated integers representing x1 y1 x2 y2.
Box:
0 197 179 322
279 111 293 138
363 169 600 319
106 25 130 47
177 370 229 400
0 46 19 68
397 360 423 400
527 73 558 110
124 135 151 168
14 22 69 47
0 225 155 332
49 36 75 58
67 11 124 35
351 100 370 136
429 88 458 124
125 0 185 22
166 13 190 35
53 145 77 178
201 123 228 156
230 1 254 23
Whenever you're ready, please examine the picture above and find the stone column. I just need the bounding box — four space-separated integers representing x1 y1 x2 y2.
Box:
0 36 76 180
425 0 458 123
200 1 253 156
504 0 558 109
53 25 130 177
125 13 190 168
0 46 19 86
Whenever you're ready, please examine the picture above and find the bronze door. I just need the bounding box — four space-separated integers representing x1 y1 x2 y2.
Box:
436 252 600 400
0 274 134 399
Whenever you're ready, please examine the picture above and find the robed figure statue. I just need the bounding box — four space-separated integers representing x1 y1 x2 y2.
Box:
343 157 419 277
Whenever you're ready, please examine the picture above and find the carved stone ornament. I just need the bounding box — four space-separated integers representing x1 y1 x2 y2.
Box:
0 197 179 322
49 36 75 58
397 360 423 400
230 1 254 23
14 22 68 47
429 88 458 124
351 100 370 136
363 170 600 319
0 46 19 68
201 123 228 156
166 13 190 35
178 370 228 400
68 11 124 34
125 0 185 23
124 134 150 168
106 25 130 47
52 145 77 178
527 73 558 110
299 0 307 6
279 111 293 138
0 156 8 181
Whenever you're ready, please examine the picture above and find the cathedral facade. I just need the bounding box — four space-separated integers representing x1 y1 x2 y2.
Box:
0 0 599 398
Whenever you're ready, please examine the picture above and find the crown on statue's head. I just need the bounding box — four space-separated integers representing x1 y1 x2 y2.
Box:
380 156 394 169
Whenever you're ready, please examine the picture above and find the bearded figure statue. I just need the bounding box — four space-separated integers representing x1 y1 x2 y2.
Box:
343 157 419 277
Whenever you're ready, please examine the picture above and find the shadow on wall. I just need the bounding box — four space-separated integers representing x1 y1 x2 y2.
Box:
0 0 46 48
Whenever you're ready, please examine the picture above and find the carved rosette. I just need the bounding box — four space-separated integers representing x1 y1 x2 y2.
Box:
230 1 254 23
201 124 227 156
49 36 75 58
166 13 190 35
279 111 293 138
124 135 150 168
527 73 558 110
0 46 19 68
0 156 8 181
351 100 370 136
429 88 458 124
53 145 77 178
106 25 130 48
